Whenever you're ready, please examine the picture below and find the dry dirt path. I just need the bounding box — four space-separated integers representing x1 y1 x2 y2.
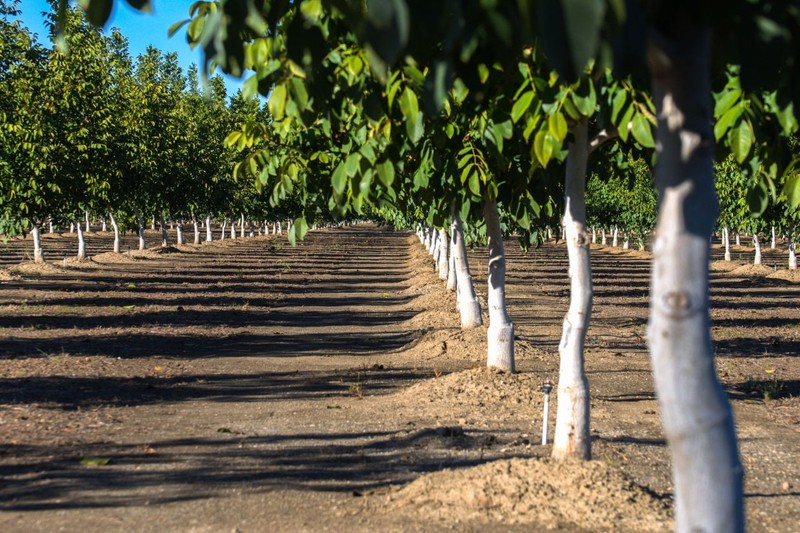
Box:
0 225 797 532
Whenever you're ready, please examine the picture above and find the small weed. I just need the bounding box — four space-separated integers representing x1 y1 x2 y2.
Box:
349 373 364 398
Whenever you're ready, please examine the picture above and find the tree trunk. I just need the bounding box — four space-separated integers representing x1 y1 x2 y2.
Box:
483 197 514 372
176 221 184 245
446 228 458 292
277 221 282 235
48 218 54 234
437 228 449 280
789 241 797 270
205 216 213 242
771 225 776 249
150 215 156 231
76 221 86 259
220 220 228 240
230 221 236 239
622 231 630 249
69 222 75 234
451 211 482 329
31 222 44 263
591 227 597 244
159 211 169 248
101 218 107 232
601 228 607 245
612 227 619 247
753 234 762 265
553 119 592 461
249 221 255 238
84 211 91 233
723 226 731 261
109 212 121 253
735 232 741 246
134 208 146 250
193 217 201 245
647 20 743 533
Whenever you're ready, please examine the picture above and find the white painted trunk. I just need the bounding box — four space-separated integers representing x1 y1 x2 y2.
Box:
31 223 44 263
277 221 282 235
150 215 156 231
169 219 174 230
176 222 184 245
193 218 201 245
446 229 457 291
76 222 86 259
159 211 169 247
601 228 607 245
437 228 449 280
101 218 107 232
230 222 236 239
771 225 776 249
48 218 54 234
612 227 619 247
591 227 597 244
109 212 121 253
272 222 277 235
753 234 762 265
205 216 213 242
547 227 553 240
723 226 731 261
451 212 482 329
647 23 743 533
623 232 630 249
85 211 91 233
249 221 254 238
789 242 797 270
484 198 514 372
134 208 146 250
220 221 228 240
69 223 75 234
735 232 741 246
553 119 592 461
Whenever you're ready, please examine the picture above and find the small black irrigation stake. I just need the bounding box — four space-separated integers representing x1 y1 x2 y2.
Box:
541 381 553 445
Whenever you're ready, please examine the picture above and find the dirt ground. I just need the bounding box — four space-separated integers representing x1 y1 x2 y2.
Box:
0 225 797 532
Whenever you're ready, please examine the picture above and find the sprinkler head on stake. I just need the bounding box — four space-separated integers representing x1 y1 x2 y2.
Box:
542 381 553 395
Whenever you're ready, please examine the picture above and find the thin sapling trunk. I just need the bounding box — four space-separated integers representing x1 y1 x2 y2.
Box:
483 197 514 372
438 228 449 280
451 211 482 329
31 222 44 263
76 221 86 259
134 208 146 250
109 212 121 253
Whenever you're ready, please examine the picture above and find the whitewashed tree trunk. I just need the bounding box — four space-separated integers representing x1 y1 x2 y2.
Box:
591 227 597 244
134 208 146 250
771 225 776 249
647 22 743 533
230 221 236 239
437 228 449 280
272 222 277 235
249 221 254 238
547 226 553 240
612 226 619 247
205 215 213 242
150 215 156 231
193 217 201 245
109 212 121 253
69 222 75 234
553 119 592 460
723 226 731 261
451 212 483 329
432 230 441 268
601 228 607 245
735 232 741 246
84 211 91 233
176 221 184 245
169 219 174 230
277 221 282 235
76 222 86 259
446 228 457 291
31 222 44 263
220 220 228 240
753 233 762 265
159 211 169 248
483 197 514 372
623 231 630 249
789 241 797 270
48 218 54 234
101 218 107 232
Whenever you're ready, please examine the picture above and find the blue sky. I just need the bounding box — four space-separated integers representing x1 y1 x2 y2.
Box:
17 0 245 97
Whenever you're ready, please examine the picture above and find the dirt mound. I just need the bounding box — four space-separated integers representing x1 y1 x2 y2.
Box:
89 251 138 264
730 264 776 277
710 260 745 272
8 261 66 275
388 457 672 531
767 269 800 283
397 367 548 411
0 268 19 281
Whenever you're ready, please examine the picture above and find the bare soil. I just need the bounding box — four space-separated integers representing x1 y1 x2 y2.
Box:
0 225 798 532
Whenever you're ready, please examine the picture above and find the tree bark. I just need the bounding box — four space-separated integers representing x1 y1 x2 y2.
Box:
451 211 482 329
101 218 107 232
446 228 457 291
31 222 44 263
84 211 91 233
76 221 86 259
159 211 169 248
176 221 184 245
735 232 741 246
109 212 121 253
230 221 236 239
601 228 607 245
612 226 619 247
753 233 762 265
771 225 776 249
150 215 156 231
789 241 797 270
193 217 201 245
553 119 592 460
220 220 228 240
437 228 449 280
723 226 731 261
134 208 146 250
277 221 282 235
483 197 514 372
48 218 54 234
591 227 597 244
647 19 743 532
205 216 213 242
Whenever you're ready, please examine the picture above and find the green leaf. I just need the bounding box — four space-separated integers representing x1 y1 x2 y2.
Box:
548 113 568 142
399 87 423 143
167 19 191 38
331 163 347 194
344 153 361 178
714 88 742 117
533 130 556 167
618 103 635 142
512 91 534 123
268 83 287 120
362 0 409 80
746 182 769 215
78 0 113 27
537 0 606 82
80 457 111 466
468 171 481 196
376 160 395 187
782 170 800 209
610 89 627 124
714 104 744 141
631 113 655 148
730 119 754 164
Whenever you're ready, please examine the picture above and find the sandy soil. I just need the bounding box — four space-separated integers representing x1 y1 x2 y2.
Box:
0 225 797 532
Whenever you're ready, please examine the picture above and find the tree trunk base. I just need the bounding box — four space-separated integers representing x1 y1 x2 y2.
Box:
487 323 515 373
458 297 483 329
